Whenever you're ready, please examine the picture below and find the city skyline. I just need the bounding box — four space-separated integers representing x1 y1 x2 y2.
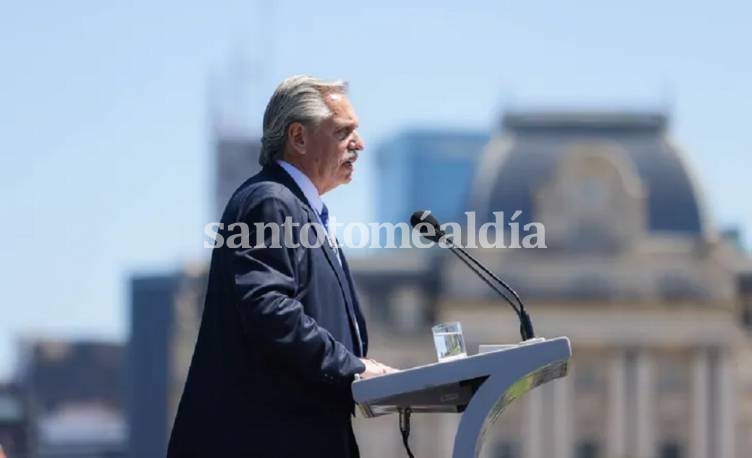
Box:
2 0 752 379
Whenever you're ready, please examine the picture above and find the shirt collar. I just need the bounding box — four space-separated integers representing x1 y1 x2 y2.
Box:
276 160 324 215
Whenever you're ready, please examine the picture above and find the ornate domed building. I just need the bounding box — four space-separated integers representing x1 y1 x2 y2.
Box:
351 111 752 458
455 111 731 302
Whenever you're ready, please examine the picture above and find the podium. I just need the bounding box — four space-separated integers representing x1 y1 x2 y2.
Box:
352 336 572 458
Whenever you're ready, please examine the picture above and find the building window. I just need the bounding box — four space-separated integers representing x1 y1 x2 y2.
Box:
574 361 604 394
490 441 522 458
741 295 752 330
575 440 600 458
657 358 688 393
570 274 614 300
658 274 704 301
492 441 519 458
659 441 683 458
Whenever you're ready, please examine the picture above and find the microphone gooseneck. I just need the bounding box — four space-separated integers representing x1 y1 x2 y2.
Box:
410 210 536 341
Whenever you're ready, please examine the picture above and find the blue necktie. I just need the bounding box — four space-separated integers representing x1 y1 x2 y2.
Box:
319 204 341 264
319 204 330 233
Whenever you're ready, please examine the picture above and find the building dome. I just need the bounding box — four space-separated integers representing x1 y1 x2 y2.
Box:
469 111 709 239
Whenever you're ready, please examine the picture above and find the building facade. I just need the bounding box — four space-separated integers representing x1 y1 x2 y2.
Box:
350 111 752 458
16 339 126 458
213 135 261 220
0 383 31 458
127 267 205 458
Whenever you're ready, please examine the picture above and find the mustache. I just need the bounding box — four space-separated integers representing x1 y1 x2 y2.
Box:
345 150 359 161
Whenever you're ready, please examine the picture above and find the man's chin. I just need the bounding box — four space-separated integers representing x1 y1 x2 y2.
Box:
339 167 354 183
324 175 353 194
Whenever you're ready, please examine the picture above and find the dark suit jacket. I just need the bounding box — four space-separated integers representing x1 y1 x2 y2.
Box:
167 164 369 458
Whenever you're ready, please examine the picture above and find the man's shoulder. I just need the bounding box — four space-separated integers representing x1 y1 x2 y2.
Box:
222 169 305 221
237 176 297 204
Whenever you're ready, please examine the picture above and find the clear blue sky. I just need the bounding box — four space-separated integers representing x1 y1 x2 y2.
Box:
1 0 750 379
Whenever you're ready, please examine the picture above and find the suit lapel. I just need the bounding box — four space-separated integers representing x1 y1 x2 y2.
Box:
338 249 368 356
301 206 349 295
301 206 364 356
266 164 364 356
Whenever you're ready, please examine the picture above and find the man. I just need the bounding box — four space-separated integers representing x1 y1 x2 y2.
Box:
167 76 395 458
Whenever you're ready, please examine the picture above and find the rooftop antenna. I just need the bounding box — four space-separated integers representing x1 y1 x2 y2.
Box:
209 0 276 138
496 80 517 131
659 79 676 121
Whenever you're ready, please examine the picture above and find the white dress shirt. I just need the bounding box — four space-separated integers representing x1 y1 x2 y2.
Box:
276 160 339 259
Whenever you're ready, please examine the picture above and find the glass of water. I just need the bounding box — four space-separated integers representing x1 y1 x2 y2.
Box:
432 321 467 362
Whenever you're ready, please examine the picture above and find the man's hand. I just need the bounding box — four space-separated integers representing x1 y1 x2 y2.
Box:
358 358 398 379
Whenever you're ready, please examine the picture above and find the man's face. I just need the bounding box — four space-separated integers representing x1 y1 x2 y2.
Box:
303 93 364 194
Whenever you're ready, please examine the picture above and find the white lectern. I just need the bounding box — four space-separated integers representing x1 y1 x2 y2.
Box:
352 336 572 458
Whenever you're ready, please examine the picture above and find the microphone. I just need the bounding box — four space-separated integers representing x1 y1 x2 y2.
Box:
410 210 535 341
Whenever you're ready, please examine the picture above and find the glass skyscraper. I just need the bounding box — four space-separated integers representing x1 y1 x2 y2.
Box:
375 129 489 245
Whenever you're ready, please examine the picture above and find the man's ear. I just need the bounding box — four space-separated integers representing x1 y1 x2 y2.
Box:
287 122 307 156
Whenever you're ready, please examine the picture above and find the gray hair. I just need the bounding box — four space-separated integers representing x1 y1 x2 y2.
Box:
259 75 348 166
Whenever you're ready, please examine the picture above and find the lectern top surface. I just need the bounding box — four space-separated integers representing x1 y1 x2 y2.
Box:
352 336 571 403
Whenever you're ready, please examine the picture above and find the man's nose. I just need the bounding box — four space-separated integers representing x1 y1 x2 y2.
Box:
352 130 365 150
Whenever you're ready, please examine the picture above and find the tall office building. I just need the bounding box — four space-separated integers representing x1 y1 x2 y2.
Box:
0 383 31 458
127 266 205 458
375 129 489 228
208 54 264 219
212 134 261 219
